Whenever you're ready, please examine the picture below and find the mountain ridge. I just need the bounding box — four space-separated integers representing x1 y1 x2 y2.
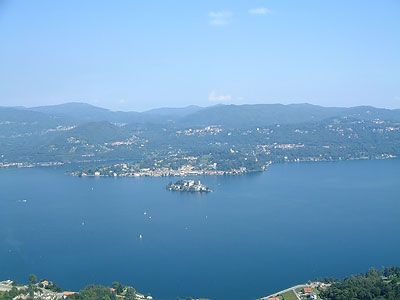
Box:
3 102 400 128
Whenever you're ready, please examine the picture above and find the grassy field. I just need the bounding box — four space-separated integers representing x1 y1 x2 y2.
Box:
282 290 298 300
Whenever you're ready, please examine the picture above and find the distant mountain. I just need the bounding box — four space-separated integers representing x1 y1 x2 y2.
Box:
3 102 400 129
0 106 66 124
31 102 212 125
1 102 400 167
336 105 400 121
179 104 400 128
143 105 204 117
31 102 111 118
30 102 143 124
178 103 342 127
0 106 71 138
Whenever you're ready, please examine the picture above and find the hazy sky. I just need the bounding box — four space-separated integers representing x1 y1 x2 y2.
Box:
1 1 399 111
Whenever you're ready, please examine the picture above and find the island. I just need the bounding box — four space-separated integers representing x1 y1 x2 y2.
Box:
166 180 213 192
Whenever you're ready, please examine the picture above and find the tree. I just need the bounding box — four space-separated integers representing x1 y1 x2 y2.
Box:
124 287 136 300
27 285 36 298
28 274 37 285
111 282 123 294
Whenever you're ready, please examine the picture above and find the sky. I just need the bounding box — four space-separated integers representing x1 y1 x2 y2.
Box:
0 0 399 111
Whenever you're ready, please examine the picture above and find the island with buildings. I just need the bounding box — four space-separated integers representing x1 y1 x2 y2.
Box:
166 180 213 193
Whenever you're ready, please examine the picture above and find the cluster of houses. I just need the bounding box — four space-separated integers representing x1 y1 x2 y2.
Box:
0 280 152 300
302 287 318 299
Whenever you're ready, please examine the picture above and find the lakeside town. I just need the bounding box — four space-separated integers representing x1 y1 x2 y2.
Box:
70 162 260 177
0 279 153 300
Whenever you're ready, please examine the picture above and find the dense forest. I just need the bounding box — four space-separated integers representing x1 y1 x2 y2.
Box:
319 267 400 300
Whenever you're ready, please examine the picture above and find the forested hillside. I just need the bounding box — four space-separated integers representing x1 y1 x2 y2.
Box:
320 267 400 300
1 103 399 175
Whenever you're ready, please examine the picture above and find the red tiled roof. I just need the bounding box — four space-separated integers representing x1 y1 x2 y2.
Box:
63 291 76 296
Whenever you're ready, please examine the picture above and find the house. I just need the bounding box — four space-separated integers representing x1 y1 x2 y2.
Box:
303 287 313 294
310 293 317 300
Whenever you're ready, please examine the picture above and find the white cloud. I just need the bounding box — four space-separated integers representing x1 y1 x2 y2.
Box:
209 90 232 102
208 11 232 26
248 8 273 15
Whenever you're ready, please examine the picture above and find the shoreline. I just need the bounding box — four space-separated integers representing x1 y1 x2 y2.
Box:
1 155 397 176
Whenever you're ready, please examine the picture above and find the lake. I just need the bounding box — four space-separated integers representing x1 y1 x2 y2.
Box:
0 159 399 300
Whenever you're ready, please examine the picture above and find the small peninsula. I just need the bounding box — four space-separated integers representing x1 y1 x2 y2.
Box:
166 180 213 192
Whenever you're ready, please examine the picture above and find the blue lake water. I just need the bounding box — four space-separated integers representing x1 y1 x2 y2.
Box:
0 159 400 300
